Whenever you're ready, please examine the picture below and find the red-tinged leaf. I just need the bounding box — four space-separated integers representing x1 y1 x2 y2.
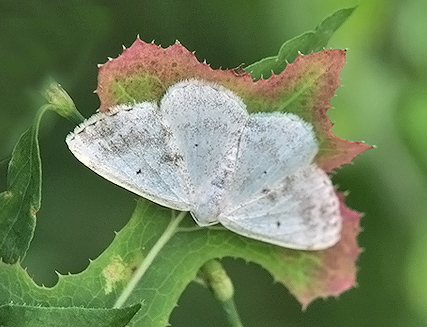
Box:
97 39 369 172
84 39 369 312
277 193 361 308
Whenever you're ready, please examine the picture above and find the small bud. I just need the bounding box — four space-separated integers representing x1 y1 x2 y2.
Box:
199 259 234 302
43 79 85 125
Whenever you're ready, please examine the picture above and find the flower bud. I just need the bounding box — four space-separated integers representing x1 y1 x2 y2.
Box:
43 79 84 125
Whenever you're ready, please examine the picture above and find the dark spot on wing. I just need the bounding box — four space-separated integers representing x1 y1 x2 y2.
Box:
159 125 173 139
319 204 328 216
161 152 184 166
136 169 142 174
276 221 281 228
260 187 278 202
267 191 278 202
301 204 316 225
211 176 226 188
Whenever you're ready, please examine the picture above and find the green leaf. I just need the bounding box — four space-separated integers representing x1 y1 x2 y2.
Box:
0 106 49 264
0 80 83 264
245 6 356 79
0 303 141 327
0 198 360 326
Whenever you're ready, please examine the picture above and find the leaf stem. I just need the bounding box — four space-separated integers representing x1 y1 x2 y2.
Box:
113 210 187 308
221 297 244 327
198 260 244 327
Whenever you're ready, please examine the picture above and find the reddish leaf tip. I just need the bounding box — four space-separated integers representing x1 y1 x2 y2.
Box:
297 192 362 308
96 40 368 175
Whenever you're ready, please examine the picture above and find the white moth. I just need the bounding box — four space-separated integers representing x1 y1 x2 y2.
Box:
66 79 341 250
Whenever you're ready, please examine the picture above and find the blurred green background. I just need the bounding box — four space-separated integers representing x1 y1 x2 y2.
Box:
1 1 427 326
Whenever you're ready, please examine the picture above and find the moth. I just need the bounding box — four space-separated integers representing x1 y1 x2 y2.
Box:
66 79 341 250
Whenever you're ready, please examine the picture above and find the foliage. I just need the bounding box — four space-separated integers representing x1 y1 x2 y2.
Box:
0 7 367 326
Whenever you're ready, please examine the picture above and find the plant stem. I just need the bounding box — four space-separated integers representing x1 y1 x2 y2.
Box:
221 297 244 327
199 260 244 327
113 211 187 308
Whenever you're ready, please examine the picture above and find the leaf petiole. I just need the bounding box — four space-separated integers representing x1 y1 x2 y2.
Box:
220 297 244 327
113 210 187 308
198 260 244 327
